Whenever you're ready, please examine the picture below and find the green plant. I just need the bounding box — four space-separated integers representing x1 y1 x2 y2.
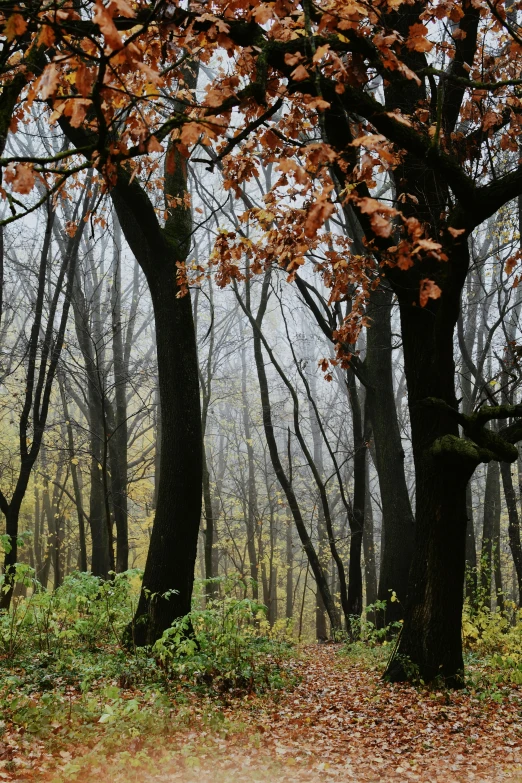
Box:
154 590 295 694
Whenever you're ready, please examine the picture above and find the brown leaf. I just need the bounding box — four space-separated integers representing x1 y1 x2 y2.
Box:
147 135 163 153
290 65 310 82
4 163 35 194
419 278 442 307
93 0 123 50
4 13 27 41
448 226 465 238
109 0 135 17
38 63 59 100
304 198 334 238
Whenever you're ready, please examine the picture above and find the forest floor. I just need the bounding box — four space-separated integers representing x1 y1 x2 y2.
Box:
4 644 522 783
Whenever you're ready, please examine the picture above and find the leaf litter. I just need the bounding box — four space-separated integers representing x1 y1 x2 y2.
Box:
3 644 522 782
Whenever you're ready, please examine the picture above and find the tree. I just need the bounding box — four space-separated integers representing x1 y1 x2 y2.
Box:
6 0 522 680
0 191 91 606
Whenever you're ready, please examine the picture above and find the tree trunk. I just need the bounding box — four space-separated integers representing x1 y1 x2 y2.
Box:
286 514 293 619
363 451 378 609
364 284 414 618
465 480 478 606
481 459 498 610
112 156 202 646
385 247 472 687
110 218 129 572
346 368 365 621
245 273 342 631
240 336 259 600
500 460 522 604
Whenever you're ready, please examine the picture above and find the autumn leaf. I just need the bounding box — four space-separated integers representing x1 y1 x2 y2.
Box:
93 0 123 51
38 25 55 48
370 214 393 238
385 111 412 126
304 198 335 238
307 97 331 110
312 44 330 63
70 100 91 128
4 163 35 194
147 136 163 153
482 111 498 131
181 123 203 146
109 0 135 17
4 13 27 41
65 221 79 237
75 63 95 98
406 23 434 52
284 52 302 66
351 134 387 148
290 65 310 82
253 3 274 23
448 227 465 238
38 63 59 100
505 252 522 276
413 238 443 253
419 278 442 307
204 86 235 107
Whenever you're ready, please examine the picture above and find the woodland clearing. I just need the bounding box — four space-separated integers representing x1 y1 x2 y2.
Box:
2 645 522 783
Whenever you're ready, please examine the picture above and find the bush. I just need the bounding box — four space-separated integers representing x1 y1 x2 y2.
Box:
462 599 522 686
153 591 295 694
0 566 142 659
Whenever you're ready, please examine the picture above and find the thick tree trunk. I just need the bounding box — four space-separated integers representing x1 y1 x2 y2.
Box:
112 157 202 646
385 247 472 686
128 270 202 643
364 284 414 618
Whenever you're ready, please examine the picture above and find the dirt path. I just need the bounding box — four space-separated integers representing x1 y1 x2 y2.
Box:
50 645 522 782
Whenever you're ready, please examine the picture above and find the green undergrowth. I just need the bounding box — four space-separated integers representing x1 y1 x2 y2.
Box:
339 596 522 699
0 570 297 777
462 599 522 697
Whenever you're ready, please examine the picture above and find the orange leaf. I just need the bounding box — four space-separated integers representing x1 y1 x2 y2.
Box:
304 199 334 238
419 278 442 307
93 0 123 51
38 25 55 48
253 3 274 23
181 123 203 146
4 13 27 41
448 227 465 238
4 163 35 195
147 135 163 153
313 44 330 63
290 65 310 81
109 0 135 17
75 63 95 98
284 52 302 67
482 111 498 131
38 63 59 100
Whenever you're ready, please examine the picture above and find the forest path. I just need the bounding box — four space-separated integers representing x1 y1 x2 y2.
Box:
57 645 522 782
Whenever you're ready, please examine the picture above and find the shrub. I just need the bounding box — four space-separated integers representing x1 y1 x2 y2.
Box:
153 591 295 694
